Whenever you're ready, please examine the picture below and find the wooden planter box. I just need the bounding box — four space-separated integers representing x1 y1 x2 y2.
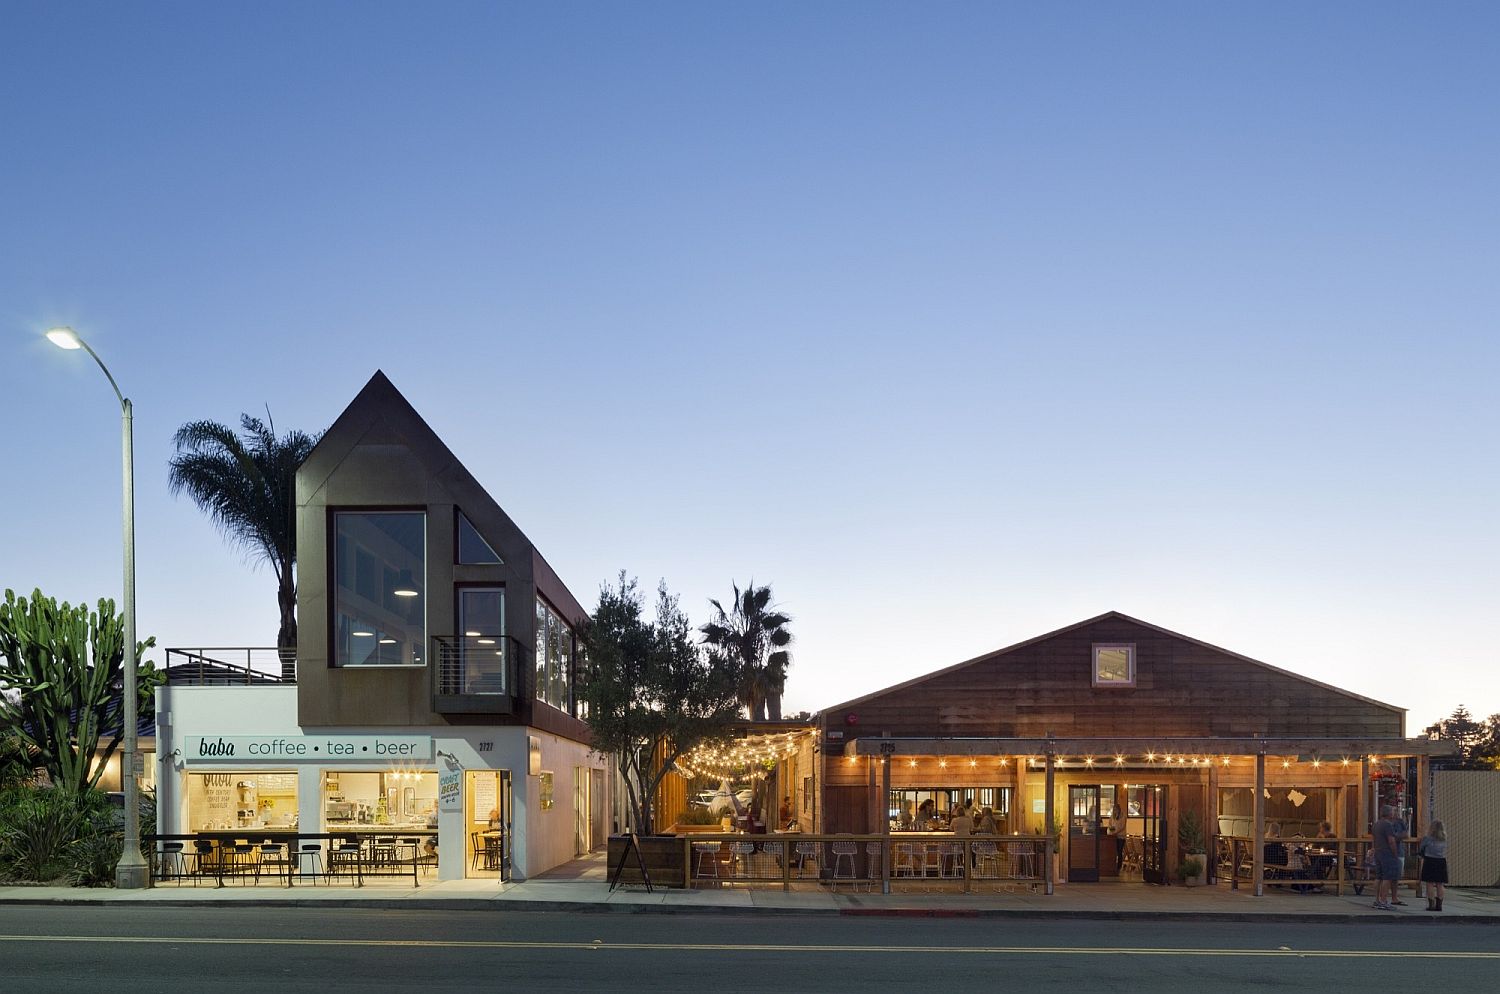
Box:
607 834 687 888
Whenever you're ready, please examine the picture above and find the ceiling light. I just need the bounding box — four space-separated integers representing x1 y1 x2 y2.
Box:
477 638 496 645
378 637 396 645
392 569 420 597
465 630 481 637
352 630 374 638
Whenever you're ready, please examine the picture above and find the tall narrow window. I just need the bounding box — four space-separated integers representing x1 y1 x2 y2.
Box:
534 597 573 713
333 511 426 666
459 587 506 694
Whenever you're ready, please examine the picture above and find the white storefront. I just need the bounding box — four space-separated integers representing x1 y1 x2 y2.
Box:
155 685 604 881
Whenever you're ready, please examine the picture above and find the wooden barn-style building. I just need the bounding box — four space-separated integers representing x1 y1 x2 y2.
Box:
817 611 1450 889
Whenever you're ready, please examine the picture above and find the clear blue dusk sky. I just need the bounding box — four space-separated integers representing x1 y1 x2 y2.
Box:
3 3 1495 731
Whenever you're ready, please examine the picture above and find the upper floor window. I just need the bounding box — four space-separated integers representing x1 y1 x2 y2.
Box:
1092 643 1135 687
456 510 503 565
534 597 572 713
333 511 426 666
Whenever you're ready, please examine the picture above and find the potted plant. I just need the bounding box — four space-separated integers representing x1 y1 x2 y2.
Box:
1177 809 1208 886
1176 854 1206 887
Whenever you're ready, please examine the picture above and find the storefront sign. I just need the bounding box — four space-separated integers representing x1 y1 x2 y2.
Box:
439 766 463 811
184 734 432 762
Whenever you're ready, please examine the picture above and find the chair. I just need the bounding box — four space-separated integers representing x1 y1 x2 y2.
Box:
469 832 485 872
692 841 722 885
400 837 429 876
191 839 218 886
1120 836 1143 877
225 843 258 884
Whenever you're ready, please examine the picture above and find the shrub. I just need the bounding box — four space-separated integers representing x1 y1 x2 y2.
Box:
0 786 120 886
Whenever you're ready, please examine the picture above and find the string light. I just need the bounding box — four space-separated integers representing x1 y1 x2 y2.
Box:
968 759 977 768
999 758 1009 767
908 759 917 768
1114 755 1125 765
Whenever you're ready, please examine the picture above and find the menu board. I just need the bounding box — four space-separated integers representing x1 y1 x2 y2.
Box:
256 774 297 792
473 776 497 822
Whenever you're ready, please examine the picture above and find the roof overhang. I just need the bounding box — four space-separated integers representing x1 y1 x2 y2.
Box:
842 736 1456 758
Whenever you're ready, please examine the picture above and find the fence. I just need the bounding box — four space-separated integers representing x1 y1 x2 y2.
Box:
1217 835 1420 896
681 833 1053 893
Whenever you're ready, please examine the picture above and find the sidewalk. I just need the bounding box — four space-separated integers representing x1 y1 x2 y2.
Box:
2 856 1496 922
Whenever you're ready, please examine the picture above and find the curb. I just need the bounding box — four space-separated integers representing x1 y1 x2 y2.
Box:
0 895 1494 924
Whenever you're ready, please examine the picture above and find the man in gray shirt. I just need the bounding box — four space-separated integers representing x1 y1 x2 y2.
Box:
1371 805 1403 910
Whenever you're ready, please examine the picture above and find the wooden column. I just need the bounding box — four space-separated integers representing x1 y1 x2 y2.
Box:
1207 759 1219 885
1359 756 1370 835
866 756 878 834
1013 757 1026 834
1415 755 1429 838
1252 752 1265 897
1044 752 1056 896
880 752 892 895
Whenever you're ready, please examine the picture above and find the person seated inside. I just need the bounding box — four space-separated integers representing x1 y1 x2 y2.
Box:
913 799 936 831
1265 822 1281 839
1316 821 1335 839
976 807 998 835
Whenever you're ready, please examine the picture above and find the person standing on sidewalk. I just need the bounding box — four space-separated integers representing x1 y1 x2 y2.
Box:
1370 805 1402 910
1418 821 1448 912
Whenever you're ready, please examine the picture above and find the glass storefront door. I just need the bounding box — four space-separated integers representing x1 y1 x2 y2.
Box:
464 769 512 879
1068 785 1101 882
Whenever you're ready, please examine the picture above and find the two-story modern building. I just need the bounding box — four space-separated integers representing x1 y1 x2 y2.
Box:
154 372 608 881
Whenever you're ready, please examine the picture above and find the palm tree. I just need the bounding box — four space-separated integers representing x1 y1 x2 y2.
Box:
167 413 322 678
700 581 793 721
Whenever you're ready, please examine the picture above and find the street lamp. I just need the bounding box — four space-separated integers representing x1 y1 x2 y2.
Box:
47 326 149 889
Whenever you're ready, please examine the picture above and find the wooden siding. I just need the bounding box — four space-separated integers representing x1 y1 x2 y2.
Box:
825 617 1402 741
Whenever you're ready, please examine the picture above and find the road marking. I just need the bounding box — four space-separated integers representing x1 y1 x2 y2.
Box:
0 936 1496 959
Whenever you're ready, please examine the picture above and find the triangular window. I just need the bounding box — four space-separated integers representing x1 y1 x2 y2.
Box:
457 511 503 564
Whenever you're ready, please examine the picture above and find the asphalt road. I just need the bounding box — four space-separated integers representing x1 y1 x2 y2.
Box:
1 905 1496 993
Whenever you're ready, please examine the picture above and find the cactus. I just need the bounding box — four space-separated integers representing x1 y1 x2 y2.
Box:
0 588 159 794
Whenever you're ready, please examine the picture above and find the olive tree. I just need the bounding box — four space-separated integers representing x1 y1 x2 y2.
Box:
577 574 741 835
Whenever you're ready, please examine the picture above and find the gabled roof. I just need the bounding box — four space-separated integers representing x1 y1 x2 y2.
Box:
299 370 585 621
821 610 1404 716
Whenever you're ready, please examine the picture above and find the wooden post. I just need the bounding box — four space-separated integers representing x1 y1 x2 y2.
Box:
1359 756 1370 835
866 756 877 834
1013 756 1026 834
880 751 892 895
1044 751 1056 895
1415 755 1428 838
1253 752 1265 897
1207 758 1219 885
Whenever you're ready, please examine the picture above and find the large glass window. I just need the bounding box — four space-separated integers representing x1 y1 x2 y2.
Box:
458 587 507 694
334 511 426 666
186 772 298 831
534 597 573 713
322 770 438 830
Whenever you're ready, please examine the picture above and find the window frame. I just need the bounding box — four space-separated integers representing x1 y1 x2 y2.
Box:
329 507 428 669
1091 643 1136 688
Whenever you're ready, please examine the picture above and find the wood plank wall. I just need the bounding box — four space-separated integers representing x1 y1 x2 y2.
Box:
824 617 1403 740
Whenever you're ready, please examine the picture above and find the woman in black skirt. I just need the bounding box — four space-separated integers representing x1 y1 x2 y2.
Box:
1418 820 1448 912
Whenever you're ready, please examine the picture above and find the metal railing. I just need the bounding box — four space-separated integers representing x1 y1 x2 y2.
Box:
432 635 520 697
164 647 293 685
681 833 1054 893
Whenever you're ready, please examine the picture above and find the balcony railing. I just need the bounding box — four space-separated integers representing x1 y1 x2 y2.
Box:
432 635 521 713
164 647 294 685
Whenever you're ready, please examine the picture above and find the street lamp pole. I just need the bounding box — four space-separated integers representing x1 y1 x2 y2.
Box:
46 327 149 889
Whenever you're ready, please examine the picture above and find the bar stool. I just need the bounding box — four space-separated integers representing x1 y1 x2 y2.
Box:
157 842 189 884
893 842 919 878
830 841 858 886
692 841 722 885
728 841 756 880
295 842 324 884
794 840 819 879
327 841 364 886
255 842 292 886
399 837 427 876
226 843 258 884
864 842 885 890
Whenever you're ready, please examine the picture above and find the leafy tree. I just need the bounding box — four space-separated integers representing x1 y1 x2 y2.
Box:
167 413 322 671
1423 705 1500 769
0 589 160 794
700 581 793 721
578 574 741 835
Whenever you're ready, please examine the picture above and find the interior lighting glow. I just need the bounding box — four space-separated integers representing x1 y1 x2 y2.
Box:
352 630 374 638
